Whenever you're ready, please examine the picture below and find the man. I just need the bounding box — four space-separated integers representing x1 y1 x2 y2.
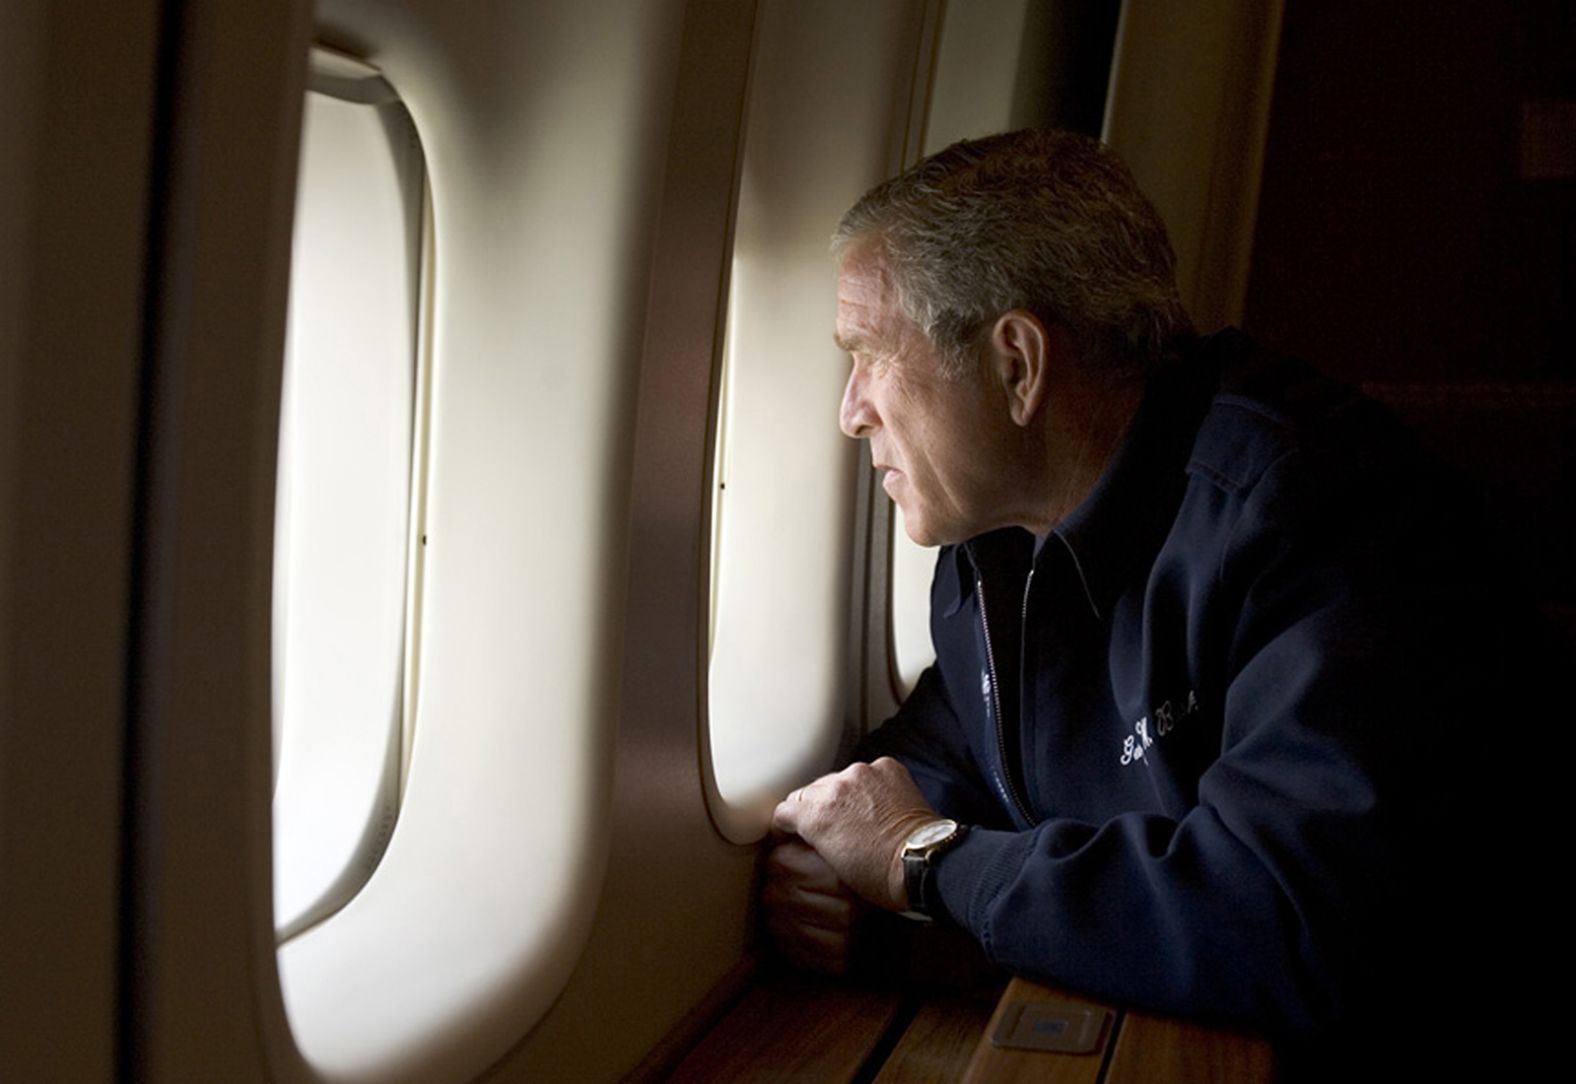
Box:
766 129 1539 1060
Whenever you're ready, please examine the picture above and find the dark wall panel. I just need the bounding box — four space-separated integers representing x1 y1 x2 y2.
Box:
1244 0 1574 384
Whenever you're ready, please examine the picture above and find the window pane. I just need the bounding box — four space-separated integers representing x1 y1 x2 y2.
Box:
272 87 424 940
889 517 938 696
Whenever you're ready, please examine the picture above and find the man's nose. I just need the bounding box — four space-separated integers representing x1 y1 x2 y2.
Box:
839 366 875 439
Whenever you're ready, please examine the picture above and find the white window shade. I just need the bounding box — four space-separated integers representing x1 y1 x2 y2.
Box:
272 86 423 941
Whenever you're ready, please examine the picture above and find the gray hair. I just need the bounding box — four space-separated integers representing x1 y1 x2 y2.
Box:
833 129 1193 379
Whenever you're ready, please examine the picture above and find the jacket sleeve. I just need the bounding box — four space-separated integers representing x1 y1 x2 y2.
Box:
854 665 1012 831
926 450 1523 1038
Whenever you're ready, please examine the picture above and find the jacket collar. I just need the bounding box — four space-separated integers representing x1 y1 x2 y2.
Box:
1049 336 1223 620
942 332 1230 621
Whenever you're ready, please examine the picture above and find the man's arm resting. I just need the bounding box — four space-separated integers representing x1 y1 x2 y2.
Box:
770 757 940 913
761 663 984 974
760 756 936 975
773 606 1483 1039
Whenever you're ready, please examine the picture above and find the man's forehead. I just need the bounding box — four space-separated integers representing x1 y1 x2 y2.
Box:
835 243 900 351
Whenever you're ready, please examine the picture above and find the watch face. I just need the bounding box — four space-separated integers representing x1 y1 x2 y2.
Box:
906 819 959 850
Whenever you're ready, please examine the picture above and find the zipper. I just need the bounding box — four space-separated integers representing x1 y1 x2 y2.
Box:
977 576 1034 825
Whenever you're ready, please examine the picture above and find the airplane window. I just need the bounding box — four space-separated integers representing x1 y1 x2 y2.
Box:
703 8 884 844
273 14 690 1073
889 516 939 696
706 243 855 841
704 2 924 843
271 50 429 941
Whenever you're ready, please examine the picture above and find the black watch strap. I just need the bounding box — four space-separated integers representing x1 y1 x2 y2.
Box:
901 819 968 920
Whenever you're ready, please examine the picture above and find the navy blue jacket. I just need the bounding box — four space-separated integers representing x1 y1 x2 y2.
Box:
860 329 1536 1042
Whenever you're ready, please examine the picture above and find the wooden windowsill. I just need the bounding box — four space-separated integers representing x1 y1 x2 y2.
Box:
645 970 1274 1083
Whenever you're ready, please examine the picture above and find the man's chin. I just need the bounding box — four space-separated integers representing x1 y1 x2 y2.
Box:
897 511 945 549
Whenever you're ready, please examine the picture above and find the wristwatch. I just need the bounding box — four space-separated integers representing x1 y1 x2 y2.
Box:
900 818 968 921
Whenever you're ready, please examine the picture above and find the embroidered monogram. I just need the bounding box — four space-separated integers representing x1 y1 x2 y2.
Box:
1119 690 1200 766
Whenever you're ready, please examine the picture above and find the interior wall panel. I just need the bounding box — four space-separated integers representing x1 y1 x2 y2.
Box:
1243 0 1574 383
126 1 314 1079
499 1 936 1077
0 2 161 1079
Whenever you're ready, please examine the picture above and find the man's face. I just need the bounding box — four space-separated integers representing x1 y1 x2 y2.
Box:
835 242 1007 547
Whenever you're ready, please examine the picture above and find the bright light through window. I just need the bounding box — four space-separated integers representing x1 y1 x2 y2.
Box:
271 55 429 942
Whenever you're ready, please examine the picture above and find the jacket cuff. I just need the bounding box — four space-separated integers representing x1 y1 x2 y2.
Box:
931 827 1035 941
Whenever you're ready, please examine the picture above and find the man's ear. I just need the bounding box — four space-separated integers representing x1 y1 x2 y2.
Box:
989 310 1062 427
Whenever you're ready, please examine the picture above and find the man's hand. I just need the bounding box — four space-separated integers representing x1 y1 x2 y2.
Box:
770 757 940 912
761 840 865 974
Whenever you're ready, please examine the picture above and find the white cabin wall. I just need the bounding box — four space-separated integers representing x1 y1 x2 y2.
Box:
490 5 759 1074
501 1 938 1077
